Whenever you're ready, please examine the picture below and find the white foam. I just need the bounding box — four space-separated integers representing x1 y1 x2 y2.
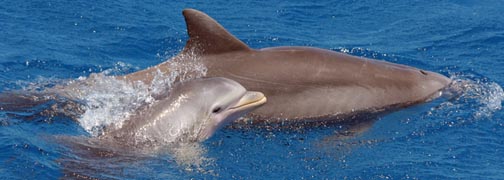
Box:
474 82 503 118
55 53 207 137
61 73 152 136
443 76 504 119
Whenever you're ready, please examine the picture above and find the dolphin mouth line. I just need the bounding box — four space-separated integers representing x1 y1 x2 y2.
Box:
230 96 267 110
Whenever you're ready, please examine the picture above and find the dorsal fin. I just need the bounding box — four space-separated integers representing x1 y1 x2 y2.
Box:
182 9 251 55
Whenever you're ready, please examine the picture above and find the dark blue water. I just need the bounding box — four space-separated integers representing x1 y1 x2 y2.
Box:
1 1 504 179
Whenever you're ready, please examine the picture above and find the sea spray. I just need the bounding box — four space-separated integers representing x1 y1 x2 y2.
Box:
406 74 504 136
56 53 207 137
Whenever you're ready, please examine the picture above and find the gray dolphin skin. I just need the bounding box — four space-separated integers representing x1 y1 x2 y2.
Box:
121 9 451 123
104 77 266 143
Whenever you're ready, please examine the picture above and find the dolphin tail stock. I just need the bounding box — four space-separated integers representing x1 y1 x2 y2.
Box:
0 91 84 121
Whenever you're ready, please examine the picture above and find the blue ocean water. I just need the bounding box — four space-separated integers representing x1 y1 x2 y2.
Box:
1 0 504 179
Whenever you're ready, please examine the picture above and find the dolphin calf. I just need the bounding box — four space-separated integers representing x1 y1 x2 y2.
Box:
0 77 265 142
103 77 266 144
121 9 451 123
54 78 266 177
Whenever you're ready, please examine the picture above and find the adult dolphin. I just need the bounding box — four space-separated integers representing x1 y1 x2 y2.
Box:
103 77 266 144
121 9 451 123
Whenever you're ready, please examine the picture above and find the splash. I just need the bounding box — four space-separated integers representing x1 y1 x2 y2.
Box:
442 75 504 119
168 142 215 172
58 74 152 136
51 53 207 137
149 50 208 97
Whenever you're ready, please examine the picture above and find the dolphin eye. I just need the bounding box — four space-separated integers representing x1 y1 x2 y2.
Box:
212 107 222 113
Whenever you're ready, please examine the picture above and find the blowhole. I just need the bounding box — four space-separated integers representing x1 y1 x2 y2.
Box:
420 70 428 75
212 107 222 113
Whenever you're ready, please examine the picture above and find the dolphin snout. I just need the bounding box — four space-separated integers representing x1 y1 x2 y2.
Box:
419 70 452 100
231 91 267 110
426 71 451 91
